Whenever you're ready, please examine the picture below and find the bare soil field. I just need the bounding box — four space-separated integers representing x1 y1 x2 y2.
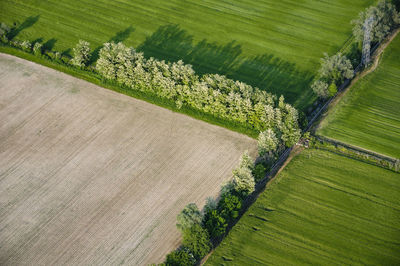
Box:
0 54 257 265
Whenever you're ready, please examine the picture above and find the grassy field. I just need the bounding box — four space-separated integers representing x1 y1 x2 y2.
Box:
318 34 400 158
0 0 373 111
0 54 257 265
207 149 400 265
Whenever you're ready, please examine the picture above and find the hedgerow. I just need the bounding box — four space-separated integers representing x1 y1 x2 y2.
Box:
95 42 300 147
0 17 303 266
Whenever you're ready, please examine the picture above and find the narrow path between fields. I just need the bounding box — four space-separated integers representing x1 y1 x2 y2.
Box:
202 27 400 266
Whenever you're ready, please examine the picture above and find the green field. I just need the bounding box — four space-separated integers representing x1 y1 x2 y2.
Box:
0 0 373 111
318 34 400 158
207 149 400 265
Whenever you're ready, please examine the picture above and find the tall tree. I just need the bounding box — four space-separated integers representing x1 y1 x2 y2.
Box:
258 129 279 156
71 40 91 68
182 224 211 260
176 203 202 232
352 1 400 43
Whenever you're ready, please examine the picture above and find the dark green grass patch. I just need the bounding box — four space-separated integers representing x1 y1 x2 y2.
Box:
318 34 400 158
207 149 400 265
0 0 373 112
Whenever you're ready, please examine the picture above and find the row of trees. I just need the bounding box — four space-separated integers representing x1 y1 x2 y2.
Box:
352 0 400 44
94 42 301 145
166 150 258 265
166 124 288 265
166 122 290 265
311 0 400 99
165 2 400 265
0 23 71 63
0 19 300 266
311 53 354 98
0 22 301 148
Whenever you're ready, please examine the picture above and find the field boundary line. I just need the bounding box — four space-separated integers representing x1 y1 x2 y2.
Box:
315 135 399 163
202 28 400 265
314 28 400 134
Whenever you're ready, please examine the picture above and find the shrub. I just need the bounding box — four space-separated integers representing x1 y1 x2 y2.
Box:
239 150 254 171
0 22 10 44
0 35 8 43
319 53 354 86
46 51 59 60
328 83 337 97
253 163 267 182
54 51 61 60
232 162 255 197
71 40 91 68
33 42 43 55
176 203 202 232
311 80 329 99
182 224 211 260
165 248 195 266
203 209 227 239
218 194 242 222
20 40 31 52
203 197 217 214
258 129 279 157
61 55 71 65
0 22 10 38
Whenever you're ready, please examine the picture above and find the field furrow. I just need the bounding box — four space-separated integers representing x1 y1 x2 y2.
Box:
0 53 257 265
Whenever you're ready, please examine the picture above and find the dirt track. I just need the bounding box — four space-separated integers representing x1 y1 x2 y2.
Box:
0 54 257 265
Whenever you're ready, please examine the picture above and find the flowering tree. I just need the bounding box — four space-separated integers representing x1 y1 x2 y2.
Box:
352 1 400 43
71 40 91 68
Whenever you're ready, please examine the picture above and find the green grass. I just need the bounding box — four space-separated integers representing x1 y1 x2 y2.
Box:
0 0 373 112
318 34 400 159
207 149 400 265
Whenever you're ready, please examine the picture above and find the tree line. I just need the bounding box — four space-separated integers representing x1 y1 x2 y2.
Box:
165 127 292 265
2 1 397 264
94 42 300 146
164 1 400 265
0 26 301 150
0 20 300 265
311 0 399 99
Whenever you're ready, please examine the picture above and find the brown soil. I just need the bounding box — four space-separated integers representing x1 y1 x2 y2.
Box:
0 54 257 265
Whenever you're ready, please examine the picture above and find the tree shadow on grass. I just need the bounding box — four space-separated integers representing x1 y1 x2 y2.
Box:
62 48 72 58
32 37 43 45
89 26 135 64
137 24 315 111
234 54 315 108
43 38 57 51
137 24 242 76
8 15 40 40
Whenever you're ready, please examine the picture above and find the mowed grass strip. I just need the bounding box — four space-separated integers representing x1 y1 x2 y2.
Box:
206 149 400 265
0 0 373 111
318 34 400 158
